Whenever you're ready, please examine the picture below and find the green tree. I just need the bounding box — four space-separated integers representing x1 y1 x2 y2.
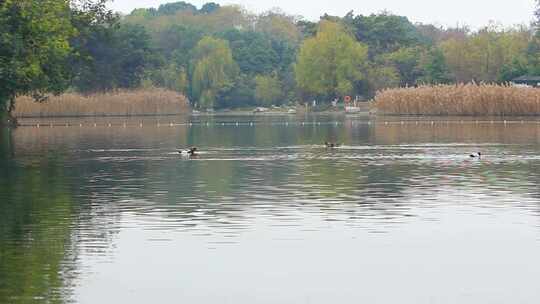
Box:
200 3 221 15
218 30 280 75
535 0 540 26
526 1 540 75
366 65 401 95
527 36 540 75
157 1 197 16
295 21 368 99
154 25 204 65
440 25 531 83
297 20 318 38
0 0 76 125
129 8 158 18
149 63 189 93
380 47 424 86
255 74 283 105
217 74 256 108
499 58 529 82
350 12 425 55
0 0 115 125
256 9 301 43
417 48 452 84
72 23 159 92
190 36 239 109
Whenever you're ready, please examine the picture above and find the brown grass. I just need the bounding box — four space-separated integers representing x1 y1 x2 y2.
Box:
14 88 190 118
373 84 540 116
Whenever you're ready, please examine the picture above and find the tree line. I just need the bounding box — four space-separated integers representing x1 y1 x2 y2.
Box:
2 0 540 122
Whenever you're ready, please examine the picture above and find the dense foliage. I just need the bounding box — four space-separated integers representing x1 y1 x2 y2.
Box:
190 37 239 109
0 0 76 123
2 0 540 117
295 21 368 99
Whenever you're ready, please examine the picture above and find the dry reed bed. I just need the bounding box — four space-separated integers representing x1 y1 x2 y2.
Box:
373 84 540 116
14 88 189 118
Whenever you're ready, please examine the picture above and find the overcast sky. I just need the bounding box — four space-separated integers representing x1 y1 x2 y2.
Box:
109 0 537 29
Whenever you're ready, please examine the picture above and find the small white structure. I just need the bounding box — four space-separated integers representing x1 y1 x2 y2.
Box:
344 96 364 113
345 106 362 113
511 76 540 88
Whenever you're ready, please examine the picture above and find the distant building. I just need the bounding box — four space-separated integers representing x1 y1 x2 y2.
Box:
511 76 540 88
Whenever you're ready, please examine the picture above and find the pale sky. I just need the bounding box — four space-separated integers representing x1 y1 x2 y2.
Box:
109 0 537 29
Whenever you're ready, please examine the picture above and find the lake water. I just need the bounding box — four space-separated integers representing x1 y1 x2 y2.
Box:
1 115 540 304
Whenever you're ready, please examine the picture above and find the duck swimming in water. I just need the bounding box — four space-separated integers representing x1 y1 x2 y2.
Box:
470 152 482 158
179 147 198 156
325 142 341 148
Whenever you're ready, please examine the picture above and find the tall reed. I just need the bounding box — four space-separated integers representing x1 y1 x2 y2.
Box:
14 88 190 118
373 84 540 116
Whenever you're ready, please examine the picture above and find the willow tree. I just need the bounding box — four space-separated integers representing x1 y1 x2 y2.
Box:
190 37 238 109
294 21 369 99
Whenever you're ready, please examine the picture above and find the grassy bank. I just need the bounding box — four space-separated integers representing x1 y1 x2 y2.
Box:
373 84 540 116
14 88 189 118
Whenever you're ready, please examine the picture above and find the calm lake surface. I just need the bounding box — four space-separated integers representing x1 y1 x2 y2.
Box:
2 114 540 304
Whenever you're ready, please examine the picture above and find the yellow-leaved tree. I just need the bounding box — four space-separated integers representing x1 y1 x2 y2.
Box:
190 36 238 109
255 74 282 106
294 21 368 99
440 25 530 83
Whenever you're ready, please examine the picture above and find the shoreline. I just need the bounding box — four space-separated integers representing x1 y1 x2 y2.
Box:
13 113 540 126
13 109 359 119
15 110 540 119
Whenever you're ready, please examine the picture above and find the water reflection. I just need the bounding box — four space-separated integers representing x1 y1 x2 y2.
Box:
0 141 76 303
2 116 540 303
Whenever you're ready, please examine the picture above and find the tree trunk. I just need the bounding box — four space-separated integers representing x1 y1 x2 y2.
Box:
0 111 8 127
0 107 18 128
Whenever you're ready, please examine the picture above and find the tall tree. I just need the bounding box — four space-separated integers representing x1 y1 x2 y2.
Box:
536 0 540 26
71 23 159 92
417 48 452 84
440 25 531 83
0 0 115 125
219 30 281 75
380 47 423 86
157 1 197 16
190 37 239 109
0 0 76 125
526 1 540 75
256 9 301 43
255 74 282 106
351 12 425 55
366 65 401 94
200 2 221 15
295 21 368 99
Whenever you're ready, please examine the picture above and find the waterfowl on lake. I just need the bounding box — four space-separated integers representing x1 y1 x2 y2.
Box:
470 152 482 158
179 147 198 156
325 142 341 148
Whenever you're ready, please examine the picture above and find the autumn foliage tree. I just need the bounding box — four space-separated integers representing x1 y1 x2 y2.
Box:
255 74 282 106
295 21 368 100
190 37 239 109
440 25 531 83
